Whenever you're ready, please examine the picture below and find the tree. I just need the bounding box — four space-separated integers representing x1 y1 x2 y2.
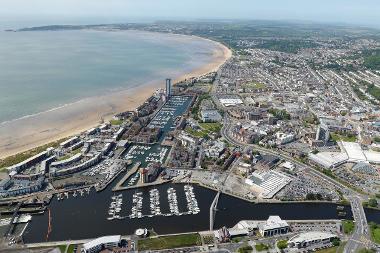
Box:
277 240 288 250
368 198 378 208
332 238 340 247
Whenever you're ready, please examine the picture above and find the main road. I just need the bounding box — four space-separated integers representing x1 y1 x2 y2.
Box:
220 114 375 252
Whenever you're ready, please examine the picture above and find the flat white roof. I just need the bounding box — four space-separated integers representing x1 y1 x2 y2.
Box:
309 141 380 168
289 231 336 244
260 216 289 231
364 151 380 164
309 152 348 168
83 235 121 250
219 98 243 107
340 141 367 161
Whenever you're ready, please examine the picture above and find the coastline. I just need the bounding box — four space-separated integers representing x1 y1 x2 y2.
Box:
0 34 231 160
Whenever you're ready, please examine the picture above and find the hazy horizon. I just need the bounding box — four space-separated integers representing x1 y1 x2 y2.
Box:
1 0 380 29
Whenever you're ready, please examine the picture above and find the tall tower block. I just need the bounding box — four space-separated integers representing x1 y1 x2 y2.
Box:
165 78 172 98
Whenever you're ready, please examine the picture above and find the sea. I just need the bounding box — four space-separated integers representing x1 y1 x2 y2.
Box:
0 29 218 124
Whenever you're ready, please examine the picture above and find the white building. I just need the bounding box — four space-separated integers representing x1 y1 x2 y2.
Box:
288 231 337 249
219 98 244 107
309 141 380 169
200 109 222 122
178 132 197 147
245 171 292 199
259 216 290 237
276 132 295 145
82 235 121 253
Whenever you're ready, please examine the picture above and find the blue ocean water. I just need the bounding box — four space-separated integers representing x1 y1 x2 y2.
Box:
0 30 216 123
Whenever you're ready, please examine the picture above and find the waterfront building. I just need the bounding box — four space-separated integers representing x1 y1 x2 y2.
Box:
7 150 49 173
0 178 13 195
81 235 121 253
259 216 290 237
288 231 338 249
245 170 292 199
60 136 80 148
51 153 102 177
4 177 44 197
141 163 161 183
51 153 83 168
166 78 172 98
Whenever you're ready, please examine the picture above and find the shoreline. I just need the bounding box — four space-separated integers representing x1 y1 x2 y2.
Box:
0 33 231 160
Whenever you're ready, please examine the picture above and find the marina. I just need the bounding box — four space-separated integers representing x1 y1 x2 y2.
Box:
130 192 143 219
167 187 180 216
23 183 356 243
184 184 200 215
107 194 123 220
149 189 161 217
108 185 201 220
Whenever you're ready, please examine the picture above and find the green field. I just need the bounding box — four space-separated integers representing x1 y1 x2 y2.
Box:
367 84 380 102
370 222 380 244
57 245 67 253
185 127 209 138
110 119 123 125
199 122 222 133
342 220 355 234
185 122 222 138
330 133 357 142
255 243 270 252
67 245 76 253
137 233 201 251
316 246 338 253
243 82 266 89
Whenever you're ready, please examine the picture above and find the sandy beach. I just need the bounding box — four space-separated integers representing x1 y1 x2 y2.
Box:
0 34 231 159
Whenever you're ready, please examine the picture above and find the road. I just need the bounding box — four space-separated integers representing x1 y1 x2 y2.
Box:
220 114 376 252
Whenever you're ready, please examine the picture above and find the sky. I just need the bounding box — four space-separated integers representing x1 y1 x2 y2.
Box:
1 0 380 28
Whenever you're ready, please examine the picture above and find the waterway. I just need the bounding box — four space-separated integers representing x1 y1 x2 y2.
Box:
22 95 357 243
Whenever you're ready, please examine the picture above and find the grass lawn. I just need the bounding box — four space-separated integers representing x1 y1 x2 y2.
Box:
199 122 222 133
316 246 338 253
342 220 355 234
138 233 201 251
57 245 67 253
67 245 76 253
336 242 347 253
330 133 357 142
185 127 209 138
244 82 266 89
370 223 380 244
110 119 123 125
255 243 270 252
